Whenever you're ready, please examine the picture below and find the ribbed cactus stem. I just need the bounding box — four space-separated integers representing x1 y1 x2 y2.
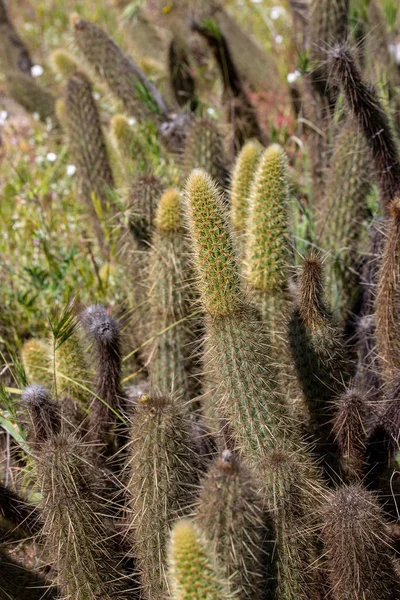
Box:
109 114 146 170
288 254 350 476
21 385 61 446
329 44 400 211
184 170 241 317
184 169 291 462
195 450 275 600
168 520 230 600
230 140 262 235
261 449 325 600
65 70 115 254
245 144 291 350
332 389 368 482
81 305 127 456
127 394 199 599
375 199 400 381
321 485 400 600
148 189 200 400
319 118 371 313
71 15 168 121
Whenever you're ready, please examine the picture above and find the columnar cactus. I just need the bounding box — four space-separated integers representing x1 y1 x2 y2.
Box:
230 140 262 240
127 394 199 599
184 118 229 189
147 188 200 401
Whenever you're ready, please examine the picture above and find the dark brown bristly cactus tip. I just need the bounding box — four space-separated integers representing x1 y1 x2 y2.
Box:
21 385 61 445
321 485 400 600
328 43 400 212
332 389 368 481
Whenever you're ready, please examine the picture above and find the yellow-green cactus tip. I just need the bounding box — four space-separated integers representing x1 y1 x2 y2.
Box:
50 49 78 79
184 169 242 317
155 188 183 233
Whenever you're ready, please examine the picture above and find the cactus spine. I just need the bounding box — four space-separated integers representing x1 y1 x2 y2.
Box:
127 394 199 599
168 520 231 600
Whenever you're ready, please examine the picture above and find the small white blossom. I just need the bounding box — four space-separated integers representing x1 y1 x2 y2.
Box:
207 107 216 116
0 110 8 125
31 65 44 77
46 152 57 162
270 6 285 20
67 164 77 176
128 117 137 126
275 35 283 44
287 70 301 84
35 156 44 164
93 92 100 100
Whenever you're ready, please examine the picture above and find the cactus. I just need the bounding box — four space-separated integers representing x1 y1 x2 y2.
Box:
22 384 137 600
183 118 229 189
168 519 231 600
50 48 78 78
21 338 52 388
354 315 382 399
147 188 200 401
309 0 349 101
329 44 400 211
6 71 57 124
81 305 128 457
332 389 369 482
65 70 116 255
184 169 291 462
375 199 400 382
0 0 32 73
318 117 371 313
230 140 262 239
288 254 351 476
245 144 292 350
168 38 197 111
127 393 199 599
195 450 275 600
262 449 326 600
321 485 400 600
21 385 61 446
71 15 169 121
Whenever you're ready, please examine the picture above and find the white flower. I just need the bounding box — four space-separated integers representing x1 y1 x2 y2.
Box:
0 110 8 125
128 117 137 126
93 92 100 100
275 35 283 44
31 65 44 77
67 164 77 176
35 156 44 163
207 107 216 116
46 152 57 162
287 70 301 84
270 6 285 20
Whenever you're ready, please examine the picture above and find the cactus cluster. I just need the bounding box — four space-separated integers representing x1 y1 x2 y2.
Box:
1 3 400 600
